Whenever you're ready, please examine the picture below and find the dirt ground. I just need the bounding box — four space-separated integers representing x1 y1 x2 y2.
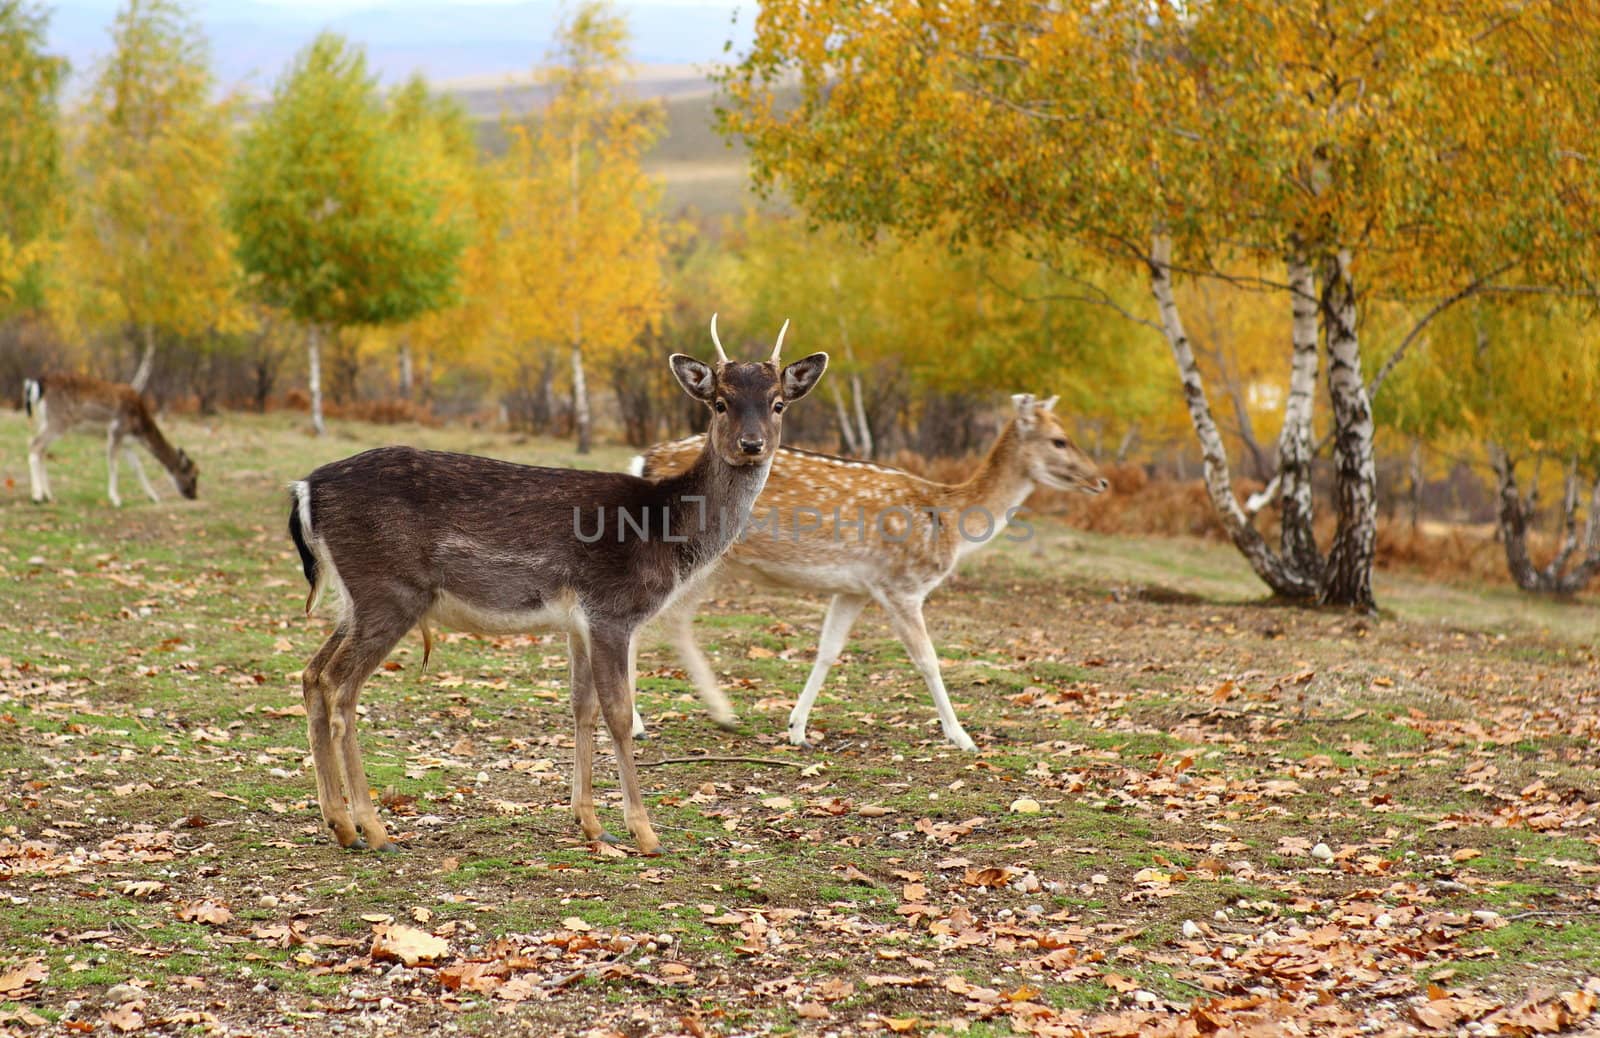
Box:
2 412 1599 1036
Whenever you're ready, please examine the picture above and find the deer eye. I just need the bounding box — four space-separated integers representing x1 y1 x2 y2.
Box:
714 400 728 414
1052 438 1069 449
772 400 785 414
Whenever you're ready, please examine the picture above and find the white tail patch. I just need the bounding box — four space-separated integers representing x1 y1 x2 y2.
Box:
626 454 645 477
290 480 348 621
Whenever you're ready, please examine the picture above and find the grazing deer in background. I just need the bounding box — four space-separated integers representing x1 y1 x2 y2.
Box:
631 394 1107 751
287 317 827 855
23 374 200 507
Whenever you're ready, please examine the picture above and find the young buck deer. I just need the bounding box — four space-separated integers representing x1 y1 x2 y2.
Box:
286 317 826 855
631 394 1106 751
24 374 200 507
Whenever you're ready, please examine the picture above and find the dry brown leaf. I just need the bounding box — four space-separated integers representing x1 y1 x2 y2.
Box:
102 1002 145 1033
0 960 47 997
176 900 232 926
370 923 449 967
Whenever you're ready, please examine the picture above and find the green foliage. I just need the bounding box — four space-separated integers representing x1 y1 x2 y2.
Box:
0 0 67 309
226 33 466 329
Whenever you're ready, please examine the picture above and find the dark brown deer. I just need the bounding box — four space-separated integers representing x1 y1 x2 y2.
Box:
287 317 826 855
24 374 199 506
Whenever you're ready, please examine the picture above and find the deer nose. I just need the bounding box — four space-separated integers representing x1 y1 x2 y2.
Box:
1094 478 1110 492
738 437 766 456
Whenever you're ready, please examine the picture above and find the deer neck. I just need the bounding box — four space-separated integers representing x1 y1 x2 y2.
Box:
131 406 185 478
668 442 773 570
947 419 1036 520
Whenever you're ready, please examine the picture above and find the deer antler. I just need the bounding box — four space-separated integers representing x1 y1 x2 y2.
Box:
771 319 790 364
710 313 729 365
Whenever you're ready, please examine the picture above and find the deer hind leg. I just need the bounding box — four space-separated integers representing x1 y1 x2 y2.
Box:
320 611 413 851
592 630 661 856
105 423 124 507
880 593 977 752
302 623 359 847
787 593 868 747
568 632 608 844
124 446 159 502
667 604 737 730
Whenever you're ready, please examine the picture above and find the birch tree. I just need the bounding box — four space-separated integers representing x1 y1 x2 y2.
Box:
503 0 667 454
721 0 1600 610
0 0 66 312
63 0 238 388
227 34 466 434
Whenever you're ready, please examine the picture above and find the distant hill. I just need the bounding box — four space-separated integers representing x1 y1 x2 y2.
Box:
45 0 769 218
45 0 751 91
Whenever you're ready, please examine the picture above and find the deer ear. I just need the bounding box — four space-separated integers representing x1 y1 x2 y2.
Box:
1012 393 1039 428
669 354 717 404
1039 395 1059 413
781 352 828 402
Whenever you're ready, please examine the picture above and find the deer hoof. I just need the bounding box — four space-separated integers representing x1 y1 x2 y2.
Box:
596 831 622 846
344 837 369 851
374 841 402 854
639 844 666 858
714 716 740 732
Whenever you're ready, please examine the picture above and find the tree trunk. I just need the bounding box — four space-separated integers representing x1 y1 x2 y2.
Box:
1278 251 1322 577
1149 233 1318 599
850 372 874 458
1317 250 1377 611
1408 439 1424 532
398 342 414 400
1115 423 1141 464
131 324 156 392
1492 448 1600 594
307 324 326 437
571 339 592 455
830 383 862 456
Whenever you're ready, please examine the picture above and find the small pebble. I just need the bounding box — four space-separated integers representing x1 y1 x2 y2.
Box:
1311 842 1335 862
1009 797 1042 814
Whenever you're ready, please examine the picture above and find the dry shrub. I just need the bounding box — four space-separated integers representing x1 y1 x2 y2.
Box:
268 392 438 426
327 398 440 427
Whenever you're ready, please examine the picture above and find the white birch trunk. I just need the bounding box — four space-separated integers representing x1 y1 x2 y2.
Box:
308 324 326 437
1318 249 1377 610
1278 252 1322 577
1150 234 1317 599
131 325 156 392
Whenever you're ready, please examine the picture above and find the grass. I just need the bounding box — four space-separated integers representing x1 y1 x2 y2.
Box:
2 409 1599 1034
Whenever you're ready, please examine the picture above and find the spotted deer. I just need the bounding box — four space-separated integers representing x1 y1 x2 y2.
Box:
286 318 827 855
24 374 200 507
631 394 1106 751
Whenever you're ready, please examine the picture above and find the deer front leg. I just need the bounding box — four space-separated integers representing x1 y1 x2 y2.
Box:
568 634 609 844
27 436 52 503
593 630 661 856
787 593 867 747
881 594 977 752
124 448 160 503
302 627 362 848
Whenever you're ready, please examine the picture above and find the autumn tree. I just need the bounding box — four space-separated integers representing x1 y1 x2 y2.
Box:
502 0 667 453
1381 301 1600 594
0 0 67 313
61 0 239 389
227 34 466 435
722 0 1600 610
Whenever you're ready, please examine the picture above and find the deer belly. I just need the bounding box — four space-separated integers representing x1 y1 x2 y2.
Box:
729 557 878 596
425 589 587 638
